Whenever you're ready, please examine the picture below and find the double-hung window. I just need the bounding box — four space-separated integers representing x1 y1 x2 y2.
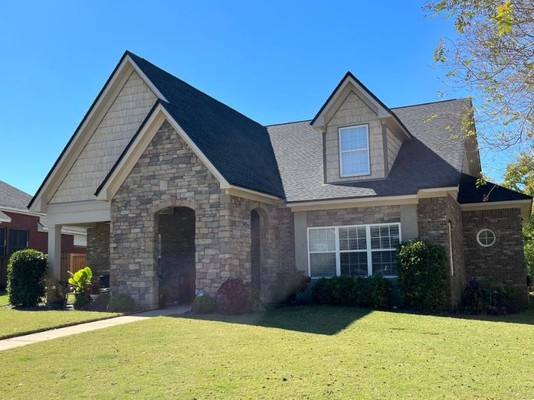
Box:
308 223 400 278
339 125 370 177
8 229 28 255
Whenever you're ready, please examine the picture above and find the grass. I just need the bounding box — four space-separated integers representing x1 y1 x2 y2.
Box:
0 291 120 339
1 305 533 399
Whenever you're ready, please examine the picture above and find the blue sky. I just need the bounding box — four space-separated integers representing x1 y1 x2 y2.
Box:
0 1 509 196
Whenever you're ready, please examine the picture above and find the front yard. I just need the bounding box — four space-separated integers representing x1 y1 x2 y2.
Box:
1 304 533 399
0 292 120 339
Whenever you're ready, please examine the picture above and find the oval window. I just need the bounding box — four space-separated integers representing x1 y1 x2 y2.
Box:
476 229 496 247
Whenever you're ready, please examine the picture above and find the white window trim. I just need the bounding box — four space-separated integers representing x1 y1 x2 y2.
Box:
339 125 371 177
476 229 496 247
307 222 401 279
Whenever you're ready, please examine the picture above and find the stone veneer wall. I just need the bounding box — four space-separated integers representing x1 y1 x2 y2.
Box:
110 121 293 309
462 208 528 307
86 222 110 278
418 196 466 309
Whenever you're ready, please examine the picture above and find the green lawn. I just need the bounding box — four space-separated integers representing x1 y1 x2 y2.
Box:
1 305 533 399
0 292 120 339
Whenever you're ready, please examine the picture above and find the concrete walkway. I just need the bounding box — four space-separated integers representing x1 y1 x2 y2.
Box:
0 305 190 352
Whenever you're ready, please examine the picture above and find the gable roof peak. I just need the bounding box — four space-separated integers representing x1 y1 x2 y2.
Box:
310 71 411 139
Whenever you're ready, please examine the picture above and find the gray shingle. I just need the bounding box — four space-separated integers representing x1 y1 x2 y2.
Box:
268 99 472 202
0 180 32 211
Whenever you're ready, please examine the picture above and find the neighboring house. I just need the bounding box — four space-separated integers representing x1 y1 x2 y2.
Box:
29 51 532 310
0 180 86 287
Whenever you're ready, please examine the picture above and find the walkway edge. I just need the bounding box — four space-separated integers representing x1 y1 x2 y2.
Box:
0 305 190 351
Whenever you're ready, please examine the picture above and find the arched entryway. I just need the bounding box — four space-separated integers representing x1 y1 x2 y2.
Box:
157 207 195 307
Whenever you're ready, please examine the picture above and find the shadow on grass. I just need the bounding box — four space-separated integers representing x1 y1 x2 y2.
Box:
171 305 373 335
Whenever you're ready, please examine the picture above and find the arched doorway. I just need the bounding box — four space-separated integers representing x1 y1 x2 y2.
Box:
250 209 262 293
157 207 195 307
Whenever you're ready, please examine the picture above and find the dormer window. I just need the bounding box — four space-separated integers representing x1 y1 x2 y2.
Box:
339 125 370 177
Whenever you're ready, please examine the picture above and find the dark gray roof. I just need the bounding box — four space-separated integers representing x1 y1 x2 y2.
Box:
0 180 32 211
126 52 285 199
268 99 472 202
458 174 531 204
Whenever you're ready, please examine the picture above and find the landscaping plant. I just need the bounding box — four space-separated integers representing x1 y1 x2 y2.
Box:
68 266 93 310
7 249 48 308
191 293 217 314
109 293 136 312
312 275 392 309
397 239 447 311
216 277 252 314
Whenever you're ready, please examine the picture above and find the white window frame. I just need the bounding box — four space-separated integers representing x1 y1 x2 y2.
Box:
476 229 496 247
307 222 401 279
339 125 370 177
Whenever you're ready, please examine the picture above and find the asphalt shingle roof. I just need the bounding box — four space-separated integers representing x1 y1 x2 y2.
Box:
0 180 32 211
127 52 285 199
268 99 472 202
458 174 531 204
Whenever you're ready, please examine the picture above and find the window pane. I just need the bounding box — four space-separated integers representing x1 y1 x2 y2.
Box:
340 252 368 277
340 126 368 151
372 251 398 276
370 224 400 249
8 229 28 254
310 253 336 278
341 150 369 176
339 226 366 251
309 228 336 252
0 228 4 257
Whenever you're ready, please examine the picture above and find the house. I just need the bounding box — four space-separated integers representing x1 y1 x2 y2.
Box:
0 180 87 288
29 51 532 310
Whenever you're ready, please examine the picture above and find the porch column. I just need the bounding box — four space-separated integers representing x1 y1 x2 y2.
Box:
48 224 62 280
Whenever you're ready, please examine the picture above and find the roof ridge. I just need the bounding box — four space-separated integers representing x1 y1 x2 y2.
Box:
127 52 266 130
391 98 468 110
265 119 312 128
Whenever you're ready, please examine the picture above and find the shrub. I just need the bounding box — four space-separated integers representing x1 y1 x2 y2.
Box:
216 278 252 314
109 293 136 312
7 249 48 308
269 269 311 305
462 279 519 315
397 239 448 311
312 275 392 309
192 293 217 314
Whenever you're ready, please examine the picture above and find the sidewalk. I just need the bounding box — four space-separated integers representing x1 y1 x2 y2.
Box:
0 305 190 352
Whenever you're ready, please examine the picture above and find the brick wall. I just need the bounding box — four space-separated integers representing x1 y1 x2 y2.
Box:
462 208 528 307
306 205 401 227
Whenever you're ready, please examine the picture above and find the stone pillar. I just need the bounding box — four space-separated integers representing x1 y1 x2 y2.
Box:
47 224 62 280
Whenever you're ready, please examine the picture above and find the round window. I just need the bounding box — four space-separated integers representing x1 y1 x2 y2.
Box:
476 229 496 247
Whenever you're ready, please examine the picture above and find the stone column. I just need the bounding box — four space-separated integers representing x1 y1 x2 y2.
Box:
47 224 62 280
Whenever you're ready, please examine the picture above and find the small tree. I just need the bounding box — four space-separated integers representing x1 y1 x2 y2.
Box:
397 239 448 311
7 249 48 308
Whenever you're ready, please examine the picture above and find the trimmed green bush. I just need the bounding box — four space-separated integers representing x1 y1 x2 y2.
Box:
397 239 447 311
312 275 392 309
109 293 136 312
7 249 48 308
192 294 217 314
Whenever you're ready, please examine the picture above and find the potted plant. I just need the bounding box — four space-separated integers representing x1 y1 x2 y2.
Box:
68 266 93 310
88 281 101 301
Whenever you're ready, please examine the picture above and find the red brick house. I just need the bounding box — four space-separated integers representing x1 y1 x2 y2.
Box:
0 180 86 288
